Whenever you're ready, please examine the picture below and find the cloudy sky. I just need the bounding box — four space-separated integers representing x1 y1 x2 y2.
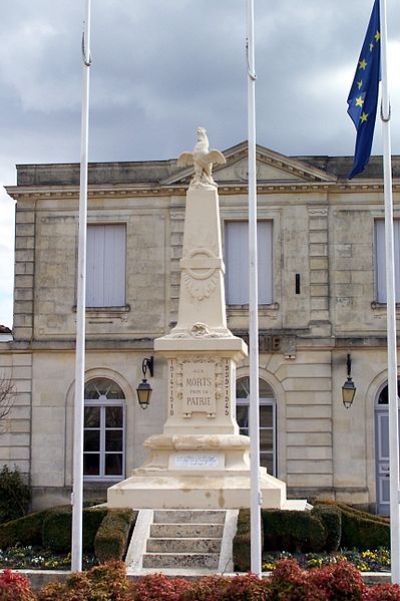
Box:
1 0 400 327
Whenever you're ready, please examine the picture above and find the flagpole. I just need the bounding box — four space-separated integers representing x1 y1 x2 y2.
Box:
71 0 91 573
246 0 262 577
379 0 400 584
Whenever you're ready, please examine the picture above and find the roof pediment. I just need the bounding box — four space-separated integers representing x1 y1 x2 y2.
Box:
162 141 337 187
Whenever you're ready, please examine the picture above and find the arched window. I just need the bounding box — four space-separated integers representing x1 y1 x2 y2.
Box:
375 380 400 514
236 377 276 475
83 378 125 480
376 381 400 405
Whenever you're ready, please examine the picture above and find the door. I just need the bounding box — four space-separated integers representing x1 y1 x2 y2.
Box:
375 410 390 515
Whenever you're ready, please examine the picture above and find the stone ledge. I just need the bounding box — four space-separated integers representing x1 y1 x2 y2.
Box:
4 568 391 590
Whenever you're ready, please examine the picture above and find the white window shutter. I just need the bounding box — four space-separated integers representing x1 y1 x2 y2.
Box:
225 221 273 304
375 220 400 303
86 224 126 307
258 221 273 304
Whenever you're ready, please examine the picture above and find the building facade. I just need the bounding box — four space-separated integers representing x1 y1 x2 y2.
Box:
1 141 399 513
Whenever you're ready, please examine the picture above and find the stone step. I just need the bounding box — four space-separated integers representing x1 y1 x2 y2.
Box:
150 523 223 539
153 510 226 524
142 552 220 570
146 537 221 554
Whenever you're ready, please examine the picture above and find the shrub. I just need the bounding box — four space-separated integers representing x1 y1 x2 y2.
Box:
311 504 342 551
0 509 50 548
314 500 390 551
37 560 131 601
42 505 107 553
334 501 389 525
364 584 400 600
315 499 389 524
263 510 326 553
340 510 390 550
0 466 30 524
232 508 257 572
184 574 269 601
94 508 136 562
219 573 270 600
182 575 229 601
131 573 190 601
268 559 325 601
0 569 35 601
309 560 365 601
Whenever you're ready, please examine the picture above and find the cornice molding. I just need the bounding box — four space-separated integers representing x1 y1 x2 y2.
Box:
7 179 400 203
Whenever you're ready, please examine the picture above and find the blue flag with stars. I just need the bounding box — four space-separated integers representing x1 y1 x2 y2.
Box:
347 0 381 179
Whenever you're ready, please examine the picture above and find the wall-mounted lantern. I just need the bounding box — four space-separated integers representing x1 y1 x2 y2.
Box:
342 353 356 409
136 356 154 409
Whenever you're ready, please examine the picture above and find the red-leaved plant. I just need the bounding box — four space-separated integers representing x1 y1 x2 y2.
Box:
268 559 325 601
0 569 35 601
182 575 229 601
37 560 132 601
309 560 365 601
131 573 191 601
364 583 400 601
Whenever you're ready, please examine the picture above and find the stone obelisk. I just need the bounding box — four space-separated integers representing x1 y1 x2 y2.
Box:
108 128 302 509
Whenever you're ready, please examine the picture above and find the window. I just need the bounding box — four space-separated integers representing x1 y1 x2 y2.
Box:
83 378 125 480
225 221 273 304
236 377 276 475
375 219 400 302
86 224 126 307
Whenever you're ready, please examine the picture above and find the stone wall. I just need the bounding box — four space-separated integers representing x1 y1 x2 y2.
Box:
0 351 32 479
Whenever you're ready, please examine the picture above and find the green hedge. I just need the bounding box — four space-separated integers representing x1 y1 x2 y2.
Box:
232 509 255 572
315 499 389 524
311 504 341 552
0 509 51 548
42 506 107 553
263 510 326 553
234 507 341 570
315 500 390 550
94 509 137 563
340 510 389 550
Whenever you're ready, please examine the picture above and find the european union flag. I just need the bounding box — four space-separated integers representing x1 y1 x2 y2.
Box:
347 0 381 179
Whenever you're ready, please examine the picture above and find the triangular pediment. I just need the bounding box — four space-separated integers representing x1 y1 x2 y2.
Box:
161 141 337 187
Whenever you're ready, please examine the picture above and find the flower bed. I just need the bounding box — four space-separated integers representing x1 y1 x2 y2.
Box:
263 548 391 573
0 545 97 570
0 545 391 574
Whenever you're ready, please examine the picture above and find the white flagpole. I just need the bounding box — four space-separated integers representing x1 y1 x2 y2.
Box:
246 0 262 576
379 0 400 584
71 0 92 573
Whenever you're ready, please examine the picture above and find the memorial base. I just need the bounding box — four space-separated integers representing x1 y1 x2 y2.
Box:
107 472 287 510
107 433 304 510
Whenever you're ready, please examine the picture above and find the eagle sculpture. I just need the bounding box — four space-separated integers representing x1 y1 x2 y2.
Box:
178 127 226 187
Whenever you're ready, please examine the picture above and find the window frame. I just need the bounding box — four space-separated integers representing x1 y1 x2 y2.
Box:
236 378 277 476
83 396 126 482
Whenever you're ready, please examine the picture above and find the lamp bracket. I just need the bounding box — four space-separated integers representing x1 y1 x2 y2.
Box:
346 353 352 378
142 356 154 378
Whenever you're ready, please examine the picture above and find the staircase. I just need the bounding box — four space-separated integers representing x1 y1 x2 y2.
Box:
126 509 237 575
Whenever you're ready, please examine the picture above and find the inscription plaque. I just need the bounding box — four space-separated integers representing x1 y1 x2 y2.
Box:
182 362 216 416
169 452 224 470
